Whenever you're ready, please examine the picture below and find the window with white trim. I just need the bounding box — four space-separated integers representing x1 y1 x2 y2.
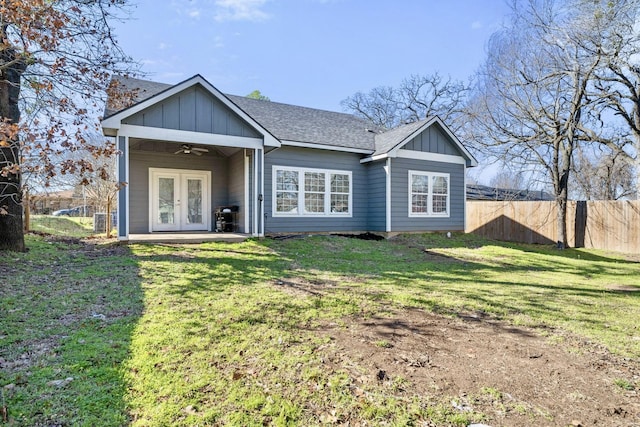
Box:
274 166 352 216
408 171 450 217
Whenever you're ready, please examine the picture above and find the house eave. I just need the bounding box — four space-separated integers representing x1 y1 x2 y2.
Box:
118 124 264 149
281 139 373 155
377 116 478 167
360 153 389 164
101 74 281 148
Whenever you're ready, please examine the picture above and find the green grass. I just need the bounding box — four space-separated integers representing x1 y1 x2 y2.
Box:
28 215 95 238
1 232 639 426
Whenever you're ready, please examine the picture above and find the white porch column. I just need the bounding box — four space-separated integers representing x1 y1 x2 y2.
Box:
117 135 129 240
252 148 264 237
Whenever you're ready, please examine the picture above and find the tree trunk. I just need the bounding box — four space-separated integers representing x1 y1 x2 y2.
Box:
106 196 112 238
556 197 568 249
23 189 30 232
0 36 27 251
556 170 570 249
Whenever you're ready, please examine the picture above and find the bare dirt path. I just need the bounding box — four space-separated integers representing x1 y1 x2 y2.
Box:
315 308 639 426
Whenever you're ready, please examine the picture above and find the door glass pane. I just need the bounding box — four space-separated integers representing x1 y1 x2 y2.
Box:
187 178 203 224
158 177 175 224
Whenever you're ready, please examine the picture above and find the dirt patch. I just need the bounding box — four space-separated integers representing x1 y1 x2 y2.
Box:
315 308 639 426
606 284 640 294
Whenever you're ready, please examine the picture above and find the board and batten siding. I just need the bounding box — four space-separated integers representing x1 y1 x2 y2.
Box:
227 150 246 232
122 84 260 139
402 123 459 156
263 146 368 233
128 150 229 233
366 161 387 231
390 157 465 232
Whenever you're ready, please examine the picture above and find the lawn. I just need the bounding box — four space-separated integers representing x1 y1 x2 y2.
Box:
27 215 95 238
1 233 639 426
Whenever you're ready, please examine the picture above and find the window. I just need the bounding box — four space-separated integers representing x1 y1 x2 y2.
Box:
274 166 352 216
408 171 450 217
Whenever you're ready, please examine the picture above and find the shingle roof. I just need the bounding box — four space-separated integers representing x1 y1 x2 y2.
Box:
105 75 378 151
104 76 172 118
373 119 430 156
104 75 471 158
227 95 378 151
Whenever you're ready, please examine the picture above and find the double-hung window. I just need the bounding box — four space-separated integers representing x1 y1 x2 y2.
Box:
274 166 352 216
408 171 450 217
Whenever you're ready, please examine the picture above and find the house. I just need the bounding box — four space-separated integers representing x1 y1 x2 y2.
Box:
466 184 554 201
101 74 477 241
29 189 75 214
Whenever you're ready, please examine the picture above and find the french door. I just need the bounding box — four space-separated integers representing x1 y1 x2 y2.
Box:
149 168 211 232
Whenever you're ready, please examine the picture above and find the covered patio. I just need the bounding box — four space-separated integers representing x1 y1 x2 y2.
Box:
127 232 249 244
101 74 279 241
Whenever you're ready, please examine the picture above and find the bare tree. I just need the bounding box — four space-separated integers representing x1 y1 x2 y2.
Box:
489 169 526 191
586 0 640 198
572 146 636 200
0 0 138 251
341 72 469 131
466 0 611 248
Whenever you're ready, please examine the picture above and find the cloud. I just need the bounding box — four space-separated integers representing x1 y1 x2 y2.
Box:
157 42 170 50
471 21 483 30
214 0 270 22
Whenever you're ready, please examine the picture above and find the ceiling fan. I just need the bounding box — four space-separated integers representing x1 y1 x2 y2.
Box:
174 144 209 156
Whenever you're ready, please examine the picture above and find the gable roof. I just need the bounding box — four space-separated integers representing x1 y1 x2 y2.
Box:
102 74 280 147
227 95 377 151
368 116 478 166
104 76 172 118
103 75 476 165
373 119 428 155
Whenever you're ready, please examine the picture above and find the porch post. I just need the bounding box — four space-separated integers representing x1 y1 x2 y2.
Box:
259 148 264 237
252 148 264 237
117 135 129 240
244 150 250 233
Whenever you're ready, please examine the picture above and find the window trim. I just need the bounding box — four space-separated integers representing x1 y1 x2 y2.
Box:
408 170 450 218
272 165 353 217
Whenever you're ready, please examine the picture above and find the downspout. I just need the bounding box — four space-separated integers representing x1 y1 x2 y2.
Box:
260 148 265 237
463 162 468 233
385 158 391 232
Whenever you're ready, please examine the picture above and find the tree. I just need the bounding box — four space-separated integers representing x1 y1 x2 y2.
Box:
0 0 137 251
341 72 469 131
78 151 121 237
466 0 608 248
246 90 270 101
489 169 526 191
572 146 635 200
586 0 640 198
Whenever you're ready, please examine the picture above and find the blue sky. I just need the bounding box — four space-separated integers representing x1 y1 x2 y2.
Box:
114 0 511 112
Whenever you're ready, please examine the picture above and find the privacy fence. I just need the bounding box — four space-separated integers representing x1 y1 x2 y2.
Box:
466 200 640 253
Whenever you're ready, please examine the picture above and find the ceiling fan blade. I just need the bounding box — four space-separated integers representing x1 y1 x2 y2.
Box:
174 149 184 154
192 150 203 156
192 147 209 152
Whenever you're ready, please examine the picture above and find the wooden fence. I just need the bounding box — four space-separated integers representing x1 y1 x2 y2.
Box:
466 200 640 253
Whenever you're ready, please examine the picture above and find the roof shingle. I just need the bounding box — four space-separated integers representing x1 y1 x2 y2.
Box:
104 75 473 161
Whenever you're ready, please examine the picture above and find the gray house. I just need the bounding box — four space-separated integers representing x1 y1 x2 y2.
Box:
101 74 477 241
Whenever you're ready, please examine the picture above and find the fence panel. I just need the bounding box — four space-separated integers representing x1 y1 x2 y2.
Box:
466 200 640 253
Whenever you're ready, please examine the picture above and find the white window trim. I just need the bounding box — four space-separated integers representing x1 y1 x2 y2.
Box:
272 165 353 217
408 170 450 218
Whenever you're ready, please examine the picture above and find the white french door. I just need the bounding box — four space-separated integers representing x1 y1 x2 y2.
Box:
149 168 211 232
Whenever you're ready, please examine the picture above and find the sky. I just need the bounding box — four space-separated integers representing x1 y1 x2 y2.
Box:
113 0 512 113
